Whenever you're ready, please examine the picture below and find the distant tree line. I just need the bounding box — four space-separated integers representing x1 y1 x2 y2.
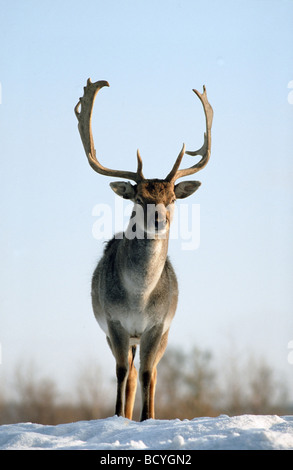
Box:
0 345 291 425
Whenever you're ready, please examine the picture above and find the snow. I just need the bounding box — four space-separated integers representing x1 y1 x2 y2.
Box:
0 414 293 450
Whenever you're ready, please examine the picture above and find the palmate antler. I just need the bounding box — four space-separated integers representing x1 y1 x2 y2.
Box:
75 79 213 183
165 85 214 182
74 78 144 183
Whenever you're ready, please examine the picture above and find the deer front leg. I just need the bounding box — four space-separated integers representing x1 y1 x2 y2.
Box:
125 347 138 420
149 329 170 419
107 321 130 417
139 324 164 421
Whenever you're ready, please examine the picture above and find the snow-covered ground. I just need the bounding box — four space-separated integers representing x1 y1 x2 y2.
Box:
0 414 293 450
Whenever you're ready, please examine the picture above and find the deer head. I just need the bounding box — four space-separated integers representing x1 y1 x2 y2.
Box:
75 79 213 236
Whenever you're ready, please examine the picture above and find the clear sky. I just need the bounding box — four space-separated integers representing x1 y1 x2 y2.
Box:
0 0 293 400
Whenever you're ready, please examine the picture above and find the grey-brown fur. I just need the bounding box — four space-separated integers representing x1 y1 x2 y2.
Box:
91 201 178 421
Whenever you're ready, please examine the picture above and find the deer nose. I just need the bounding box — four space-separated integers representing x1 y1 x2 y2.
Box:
155 212 159 230
154 212 167 232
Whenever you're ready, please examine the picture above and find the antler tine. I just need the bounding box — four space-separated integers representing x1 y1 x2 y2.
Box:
75 78 144 183
165 143 186 182
166 86 213 182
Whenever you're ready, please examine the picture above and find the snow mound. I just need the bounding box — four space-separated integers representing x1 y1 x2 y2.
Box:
0 415 293 450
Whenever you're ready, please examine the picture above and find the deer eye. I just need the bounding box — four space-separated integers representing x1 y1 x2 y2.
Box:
136 197 144 205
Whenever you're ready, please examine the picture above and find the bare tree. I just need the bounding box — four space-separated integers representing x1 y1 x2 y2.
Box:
155 346 217 419
13 361 58 424
219 352 290 415
74 361 110 419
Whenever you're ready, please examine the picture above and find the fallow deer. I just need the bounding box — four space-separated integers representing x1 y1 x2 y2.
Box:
75 79 213 421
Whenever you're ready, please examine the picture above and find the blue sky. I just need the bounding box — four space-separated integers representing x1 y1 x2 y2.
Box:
0 0 293 400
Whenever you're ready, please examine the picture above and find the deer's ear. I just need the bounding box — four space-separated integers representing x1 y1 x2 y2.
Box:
174 181 201 199
110 181 136 200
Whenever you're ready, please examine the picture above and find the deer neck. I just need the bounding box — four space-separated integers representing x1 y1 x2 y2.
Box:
117 232 169 300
